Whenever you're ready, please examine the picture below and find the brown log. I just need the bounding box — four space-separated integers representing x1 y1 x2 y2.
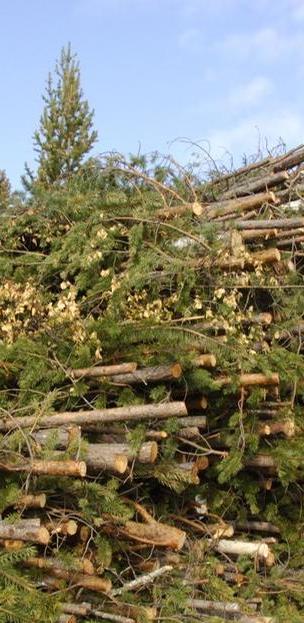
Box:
258 420 295 438
37 565 112 592
15 493 46 509
45 520 78 536
145 430 168 440
116 502 186 551
58 616 76 623
70 362 137 378
0 522 50 544
215 373 279 388
277 235 304 247
106 363 182 385
186 396 208 411
0 401 187 432
204 191 277 220
241 228 278 240
193 354 216 368
25 556 94 575
0 459 86 478
222 170 289 199
178 426 200 439
215 248 281 270
246 454 276 469
236 217 304 229
0 539 24 550
176 415 207 429
189 599 242 616
156 202 202 220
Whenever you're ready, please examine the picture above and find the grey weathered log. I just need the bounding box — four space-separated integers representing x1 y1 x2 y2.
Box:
273 145 304 172
105 363 182 385
221 170 289 200
0 401 187 431
203 191 277 220
62 603 135 623
235 217 304 230
69 362 137 378
0 522 50 544
234 521 280 535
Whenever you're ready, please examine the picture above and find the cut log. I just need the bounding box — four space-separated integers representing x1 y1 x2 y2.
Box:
15 493 46 509
215 373 279 388
273 145 304 171
193 354 216 368
215 248 281 270
235 521 280 535
241 228 278 241
113 502 186 551
189 598 242 615
85 441 158 472
204 191 277 220
0 459 87 478
212 538 272 562
156 202 202 220
106 363 182 385
32 426 81 450
58 615 76 623
236 217 304 229
25 556 95 575
0 522 50 544
69 362 137 378
43 568 112 593
0 401 187 431
245 454 276 469
186 396 208 411
62 604 135 623
222 170 289 200
45 520 78 536
258 420 295 438
110 565 173 596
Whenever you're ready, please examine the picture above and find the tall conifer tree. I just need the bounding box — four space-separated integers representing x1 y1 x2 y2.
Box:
0 169 10 210
24 44 97 188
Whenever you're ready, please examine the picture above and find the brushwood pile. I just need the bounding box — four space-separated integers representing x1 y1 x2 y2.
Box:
1 146 304 622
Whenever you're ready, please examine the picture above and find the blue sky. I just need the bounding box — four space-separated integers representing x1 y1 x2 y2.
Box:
1 0 304 188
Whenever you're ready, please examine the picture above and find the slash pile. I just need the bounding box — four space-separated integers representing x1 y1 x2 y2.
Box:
1 144 304 622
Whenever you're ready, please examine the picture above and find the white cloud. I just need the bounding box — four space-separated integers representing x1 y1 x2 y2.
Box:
228 77 273 109
207 110 304 161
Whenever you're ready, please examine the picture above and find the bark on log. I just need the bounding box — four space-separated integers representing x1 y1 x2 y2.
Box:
106 363 182 385
114 502 186 551
85 441 158 473
258 420 295 438
222 171 289 200
189 598 242 615
234 521 280 535
70 362 137 378
25 556 95 575
215 248 281 270
193 354 216 368
204 191 277 220
236 217 304 230
62 604 135 623
156 202 202 220
241 228 278 241
215 373 279 388
58 616 76 623
0 459 87 478
32 426 81 450
273 146 304 171
110 565 173 596
245 454 276 469
0 522 50 544
42 568 112 593
186 396 208 411
45 520 78 536
0 402 187 432
15 493 46 509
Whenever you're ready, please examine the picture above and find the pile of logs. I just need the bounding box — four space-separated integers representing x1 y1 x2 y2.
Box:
2 144 304 622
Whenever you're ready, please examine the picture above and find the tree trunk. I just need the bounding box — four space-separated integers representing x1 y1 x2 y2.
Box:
0 459 86 477
106 363 182 385
222 170 289 200
215 373 279 388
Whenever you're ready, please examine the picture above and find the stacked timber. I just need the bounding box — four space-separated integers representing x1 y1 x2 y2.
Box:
1 144 304 622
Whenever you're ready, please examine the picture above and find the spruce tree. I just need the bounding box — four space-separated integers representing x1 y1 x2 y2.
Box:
24 44 97 189
0 169 10 210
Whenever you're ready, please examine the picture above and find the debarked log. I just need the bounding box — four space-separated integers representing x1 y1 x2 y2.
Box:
15 493 47 509
84 441 158 474
0 459 87 478
0 402 187 432
210 538 273 563
214 248 281 270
